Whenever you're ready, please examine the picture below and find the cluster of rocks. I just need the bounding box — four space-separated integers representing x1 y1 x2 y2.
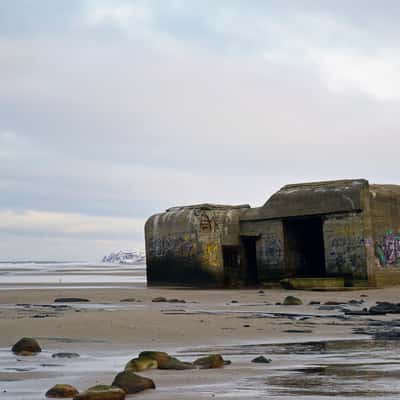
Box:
12 338 271 399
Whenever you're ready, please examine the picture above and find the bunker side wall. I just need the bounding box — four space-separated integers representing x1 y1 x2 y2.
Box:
145 208 241 287
369 187 400 287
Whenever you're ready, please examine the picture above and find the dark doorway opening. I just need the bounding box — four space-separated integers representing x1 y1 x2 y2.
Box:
283 217 326 277
222 246 239 287
242 238 259 286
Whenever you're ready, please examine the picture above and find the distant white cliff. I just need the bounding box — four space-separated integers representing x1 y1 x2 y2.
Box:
102 250 145 264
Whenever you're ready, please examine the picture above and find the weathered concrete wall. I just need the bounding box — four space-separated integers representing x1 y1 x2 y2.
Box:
369 185 400 286
323 212 367 281
240 218 284 284
241 179 368 221
145 204 246 287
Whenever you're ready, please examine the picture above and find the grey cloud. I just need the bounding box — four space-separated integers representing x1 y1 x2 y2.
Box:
1 1 400 259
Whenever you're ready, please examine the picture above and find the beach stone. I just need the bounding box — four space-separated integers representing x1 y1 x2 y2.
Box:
152 297 167 303
119 298 136 302
74 387 125 400
136 351 192 370
138 351 170 368
283 296 303 306
193 354 226 369
252 356 272 364
167 298 186 303
124 357 158 371
86 386 115 392
46 384 79 398
54 298 90 303
309 301 320 305
112 370 155 394
158 357 194 370
52 352 80 359
12 337 42 355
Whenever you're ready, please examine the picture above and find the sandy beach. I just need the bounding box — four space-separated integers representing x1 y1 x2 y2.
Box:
2 264 400 399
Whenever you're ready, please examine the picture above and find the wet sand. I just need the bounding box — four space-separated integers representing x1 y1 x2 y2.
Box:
2 283 400 399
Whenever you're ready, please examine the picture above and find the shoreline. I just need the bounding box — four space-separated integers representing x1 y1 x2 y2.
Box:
2 284 400 398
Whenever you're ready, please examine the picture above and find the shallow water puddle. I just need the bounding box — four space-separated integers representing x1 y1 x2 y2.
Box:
1 339 400 399
179 339 400 399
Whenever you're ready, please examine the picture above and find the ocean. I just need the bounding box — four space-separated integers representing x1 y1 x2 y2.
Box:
0 261 146 289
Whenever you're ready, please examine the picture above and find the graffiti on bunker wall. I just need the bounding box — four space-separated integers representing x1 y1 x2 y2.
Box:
329 236 364 272
149 236 195 258
198 211 219 233
261 234 282 262
375 231 400 267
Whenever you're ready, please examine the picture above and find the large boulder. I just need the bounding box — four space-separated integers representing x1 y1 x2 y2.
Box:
124 357 158 372
12 337 42 355
112 370 155 394
193 354 225 369
74 387 125 400
283 296 303 306
46 384 79 398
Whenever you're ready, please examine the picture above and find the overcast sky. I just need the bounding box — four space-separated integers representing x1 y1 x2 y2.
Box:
1 0 400 260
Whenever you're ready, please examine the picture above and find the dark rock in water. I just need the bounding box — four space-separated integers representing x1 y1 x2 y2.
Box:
74 387 125 400
283 296 303 306
167 298 186 303
52 352 80 359
41 363 63 367
151 297 167 303
369 302 400 315
124 357 158 371
193 354 226 369
284 329 312 333
12 337 42 355
360 294 368 297
319 305 344 311
119 298 137 302
275 302 281 305
348 299 363 305
252 356 271 364
46 384 79 398
344 309 370 316
258 290 265 294
112 370 155 394
324 301 346 305
231 300 239 303
54 298 90 303
309 301 320 305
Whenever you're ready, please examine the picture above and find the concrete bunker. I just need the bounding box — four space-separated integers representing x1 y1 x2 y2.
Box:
145 179 400 289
